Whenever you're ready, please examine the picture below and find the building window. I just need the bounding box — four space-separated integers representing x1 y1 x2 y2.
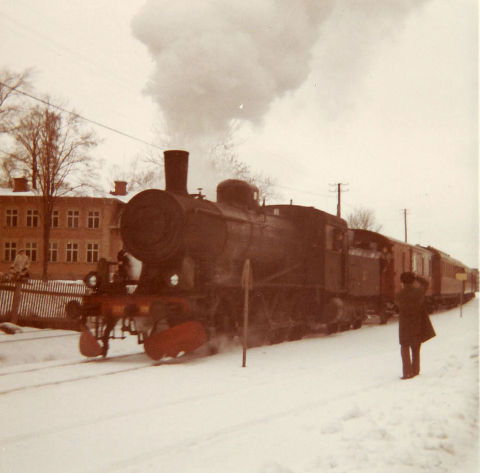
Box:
6 209 18 227
86 243 99 263
51 210 59 228
66 242 79 262
25 242 38 262
67 210 79 228
26 209 39 228
4 242 17 262
87 211 100 229
48 242 58 262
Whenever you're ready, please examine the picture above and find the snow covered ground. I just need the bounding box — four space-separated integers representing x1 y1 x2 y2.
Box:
0 299 478 473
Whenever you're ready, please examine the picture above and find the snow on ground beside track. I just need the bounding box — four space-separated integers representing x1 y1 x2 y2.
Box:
0 299 478 473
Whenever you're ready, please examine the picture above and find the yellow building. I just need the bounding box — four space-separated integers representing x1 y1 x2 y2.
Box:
0 178 129 280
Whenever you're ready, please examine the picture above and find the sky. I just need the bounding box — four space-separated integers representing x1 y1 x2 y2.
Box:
1 300 478 472
0 0 478 268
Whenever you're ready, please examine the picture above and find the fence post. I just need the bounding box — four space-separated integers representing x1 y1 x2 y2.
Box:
10 281 22 324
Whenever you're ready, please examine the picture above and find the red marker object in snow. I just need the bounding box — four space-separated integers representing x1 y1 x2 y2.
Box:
144 321 208 360
79 329 103 357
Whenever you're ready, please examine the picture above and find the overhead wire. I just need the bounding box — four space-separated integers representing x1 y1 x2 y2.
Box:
0 81 163 151
0 9 140 92
0 6 152 132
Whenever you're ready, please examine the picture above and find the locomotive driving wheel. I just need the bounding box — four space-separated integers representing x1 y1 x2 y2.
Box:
249 291 293 345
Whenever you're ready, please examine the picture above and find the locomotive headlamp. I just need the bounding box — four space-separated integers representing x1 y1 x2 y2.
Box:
83 271 98 289
169 273 180 287
86 274 97 287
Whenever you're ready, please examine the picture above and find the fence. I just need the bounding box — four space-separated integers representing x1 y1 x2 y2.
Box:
0 280 92 330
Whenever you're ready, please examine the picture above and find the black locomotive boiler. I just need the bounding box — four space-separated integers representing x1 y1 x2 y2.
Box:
70 150 365 358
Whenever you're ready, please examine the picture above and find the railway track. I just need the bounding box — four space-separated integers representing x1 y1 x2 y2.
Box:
0 352 154 395
0 343 385 452
0 331 79 344
0 347 212 396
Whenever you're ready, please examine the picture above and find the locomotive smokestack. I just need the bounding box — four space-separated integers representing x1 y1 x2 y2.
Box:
164 150 189 195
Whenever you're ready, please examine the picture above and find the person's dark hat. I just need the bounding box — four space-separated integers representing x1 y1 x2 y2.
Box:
400 272 415 284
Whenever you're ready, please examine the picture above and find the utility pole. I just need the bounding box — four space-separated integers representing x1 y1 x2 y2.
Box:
330 183 348 218
403 208 408 242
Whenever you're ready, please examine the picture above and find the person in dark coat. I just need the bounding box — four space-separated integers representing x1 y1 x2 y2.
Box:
395 271 428 379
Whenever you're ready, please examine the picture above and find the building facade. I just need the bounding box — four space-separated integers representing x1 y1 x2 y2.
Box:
0 178 128 280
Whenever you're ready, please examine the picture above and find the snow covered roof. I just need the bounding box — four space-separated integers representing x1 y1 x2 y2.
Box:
0 186 134 202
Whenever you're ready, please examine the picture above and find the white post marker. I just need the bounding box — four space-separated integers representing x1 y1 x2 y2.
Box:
241 259 253 367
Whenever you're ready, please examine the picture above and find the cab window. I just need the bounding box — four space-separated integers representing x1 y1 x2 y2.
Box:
326 225 344 252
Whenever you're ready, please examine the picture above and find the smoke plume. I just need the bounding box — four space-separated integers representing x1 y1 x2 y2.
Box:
132 0 430 177
132 0 333 145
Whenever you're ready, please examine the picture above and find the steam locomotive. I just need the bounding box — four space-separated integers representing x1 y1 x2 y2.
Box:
67 150 478 359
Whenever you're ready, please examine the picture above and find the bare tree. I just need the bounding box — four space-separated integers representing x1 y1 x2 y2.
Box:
11 104 98 279
209 140 279 203
347 207 382 232
0 154 17 188
7 105 42 188
0 69 31 186
107 147 165 194
0 68 31 134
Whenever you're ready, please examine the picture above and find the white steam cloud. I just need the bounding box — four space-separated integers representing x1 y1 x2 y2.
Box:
132 0 430 151
132 0 333 144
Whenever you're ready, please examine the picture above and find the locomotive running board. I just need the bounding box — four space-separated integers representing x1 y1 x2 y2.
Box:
79 329 103 357
144 321 208 361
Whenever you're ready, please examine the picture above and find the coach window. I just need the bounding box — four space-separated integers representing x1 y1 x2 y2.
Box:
413 254 421 274
6 209 18 227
